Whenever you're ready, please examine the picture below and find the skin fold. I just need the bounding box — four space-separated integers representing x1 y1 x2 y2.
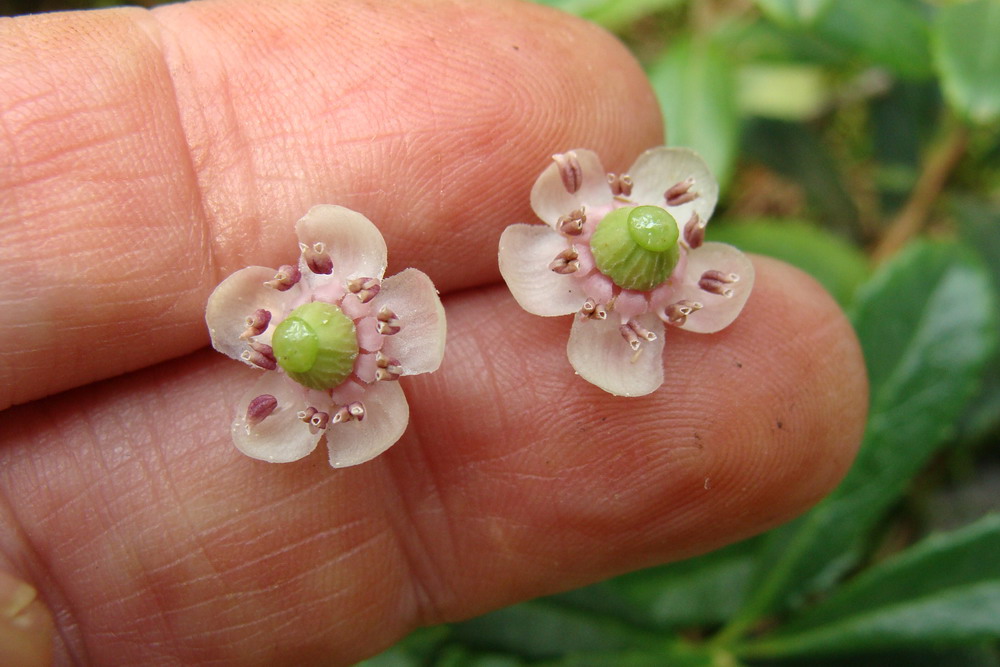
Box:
0 1 868 664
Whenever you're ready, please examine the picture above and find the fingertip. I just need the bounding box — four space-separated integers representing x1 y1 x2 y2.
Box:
0 570 54 667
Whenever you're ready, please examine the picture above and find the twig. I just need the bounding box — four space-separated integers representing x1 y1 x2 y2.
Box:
872 120 970 262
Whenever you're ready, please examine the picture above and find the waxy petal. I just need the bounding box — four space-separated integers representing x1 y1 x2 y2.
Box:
205 266 298 363
567 313 665 397
530 149 613 227
230 372 324 463
327 381 410 468
295 204 388 281
628 147 718 228
498 224 586 316
372 268 446 375
671 242 755 334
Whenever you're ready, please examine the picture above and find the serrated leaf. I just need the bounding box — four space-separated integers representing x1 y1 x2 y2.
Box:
648 36 739 190
934 0 1000 124
719 241 999 640
708 220 869 307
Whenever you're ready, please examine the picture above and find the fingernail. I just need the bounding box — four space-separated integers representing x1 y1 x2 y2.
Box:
0 570 54 667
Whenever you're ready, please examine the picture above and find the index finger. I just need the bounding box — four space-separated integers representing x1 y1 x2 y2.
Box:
0 0 662 409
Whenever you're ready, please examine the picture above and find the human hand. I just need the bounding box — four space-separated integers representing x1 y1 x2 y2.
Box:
0 1 867 664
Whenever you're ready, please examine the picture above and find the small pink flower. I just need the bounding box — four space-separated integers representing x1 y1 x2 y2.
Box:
206 205 446 467
499 147 753 396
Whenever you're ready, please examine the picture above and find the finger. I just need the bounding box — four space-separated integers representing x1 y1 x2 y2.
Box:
0 258 867 665
0 0 661 409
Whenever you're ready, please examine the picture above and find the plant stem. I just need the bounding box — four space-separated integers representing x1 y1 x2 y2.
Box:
872 120 969 263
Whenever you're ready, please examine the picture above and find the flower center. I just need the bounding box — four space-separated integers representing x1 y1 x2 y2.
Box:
589 205 680 291
272 302 359 390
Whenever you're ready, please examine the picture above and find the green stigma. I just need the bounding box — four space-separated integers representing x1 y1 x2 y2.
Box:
589 206 680 291
272 302 359 390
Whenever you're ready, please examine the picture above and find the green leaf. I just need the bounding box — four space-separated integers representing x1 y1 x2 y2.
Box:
934 0 1000 124
718 241 999 641
811 0 933 80
448 600 662 660
755 0 834 27
707 219 869 307
539 644 739 667
648 36 739 190
741 644 1000 666
358 626 451 667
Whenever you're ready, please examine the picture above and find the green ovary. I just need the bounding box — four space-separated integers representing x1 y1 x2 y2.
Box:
272 302 359 390
589 206 680 291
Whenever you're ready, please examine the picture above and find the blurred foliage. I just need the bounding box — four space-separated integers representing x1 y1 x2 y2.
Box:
362 0 1000 664
6 0 999 664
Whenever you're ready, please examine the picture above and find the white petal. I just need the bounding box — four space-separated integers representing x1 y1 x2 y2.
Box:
372 268 446 375
295 205 388 280
567 313 665 397
230 372 323 463
205 266 296 364
672 242 755 334
498 224 586 316
628 147 719 227
530 149 613 227
326 381 410 468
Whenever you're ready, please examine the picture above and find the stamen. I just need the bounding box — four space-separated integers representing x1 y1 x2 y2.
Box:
331 401 366 424
347 277 381 303
619 324 642 351
557 207 587 236
246 394 278 426
682 212 706 249
240 308 272 339
607 172 633 197
661 300 704 326
376 306 401 335
300 241 333 275
310 411 330 430
699 270 739 298
579 298 608 320
665 178 697 207
549 246 580 274
552 151 583 194
627 319 657 342
297 406 318 422
375 352 402 381
241 343 277 370
264 264 301 291
348 402 366 421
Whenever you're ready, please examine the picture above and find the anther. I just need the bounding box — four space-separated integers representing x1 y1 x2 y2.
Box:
552 151 583 194
375 352 402 381
310 411 330 430
348 402 366 421
376 306 401 335
607 172 633 197
557 207 587 236
661 300 703 326
347 277 381 303
579 298 608 320
619 324 642 351
300 242 333 275
699 270 739 298
240 308 272 339
241 346 277 370
264 264 301 291
331 402 366 424
549 246 580 275
627 319 657 342
297 406 318 422
246 394 278 426
665 178 698 207
683 212 706 249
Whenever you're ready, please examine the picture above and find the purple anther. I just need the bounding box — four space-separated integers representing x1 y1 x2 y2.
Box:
348 402 366 421
683 212 706 249
376 306 401 335
665 178 697 207
347 277 381 304
661 300 703 326
310 411 330 430
619 324 642 351
549 246 580 275
699 270 739 297
241 346 277 370
301 242 333 275
552 152 583 194
607 172 633 197
246 394 278 426
627 319 657 342
240 308 272 340
331 405 352 424
265 264 301 291
557 207 587 236
297 406 318 422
